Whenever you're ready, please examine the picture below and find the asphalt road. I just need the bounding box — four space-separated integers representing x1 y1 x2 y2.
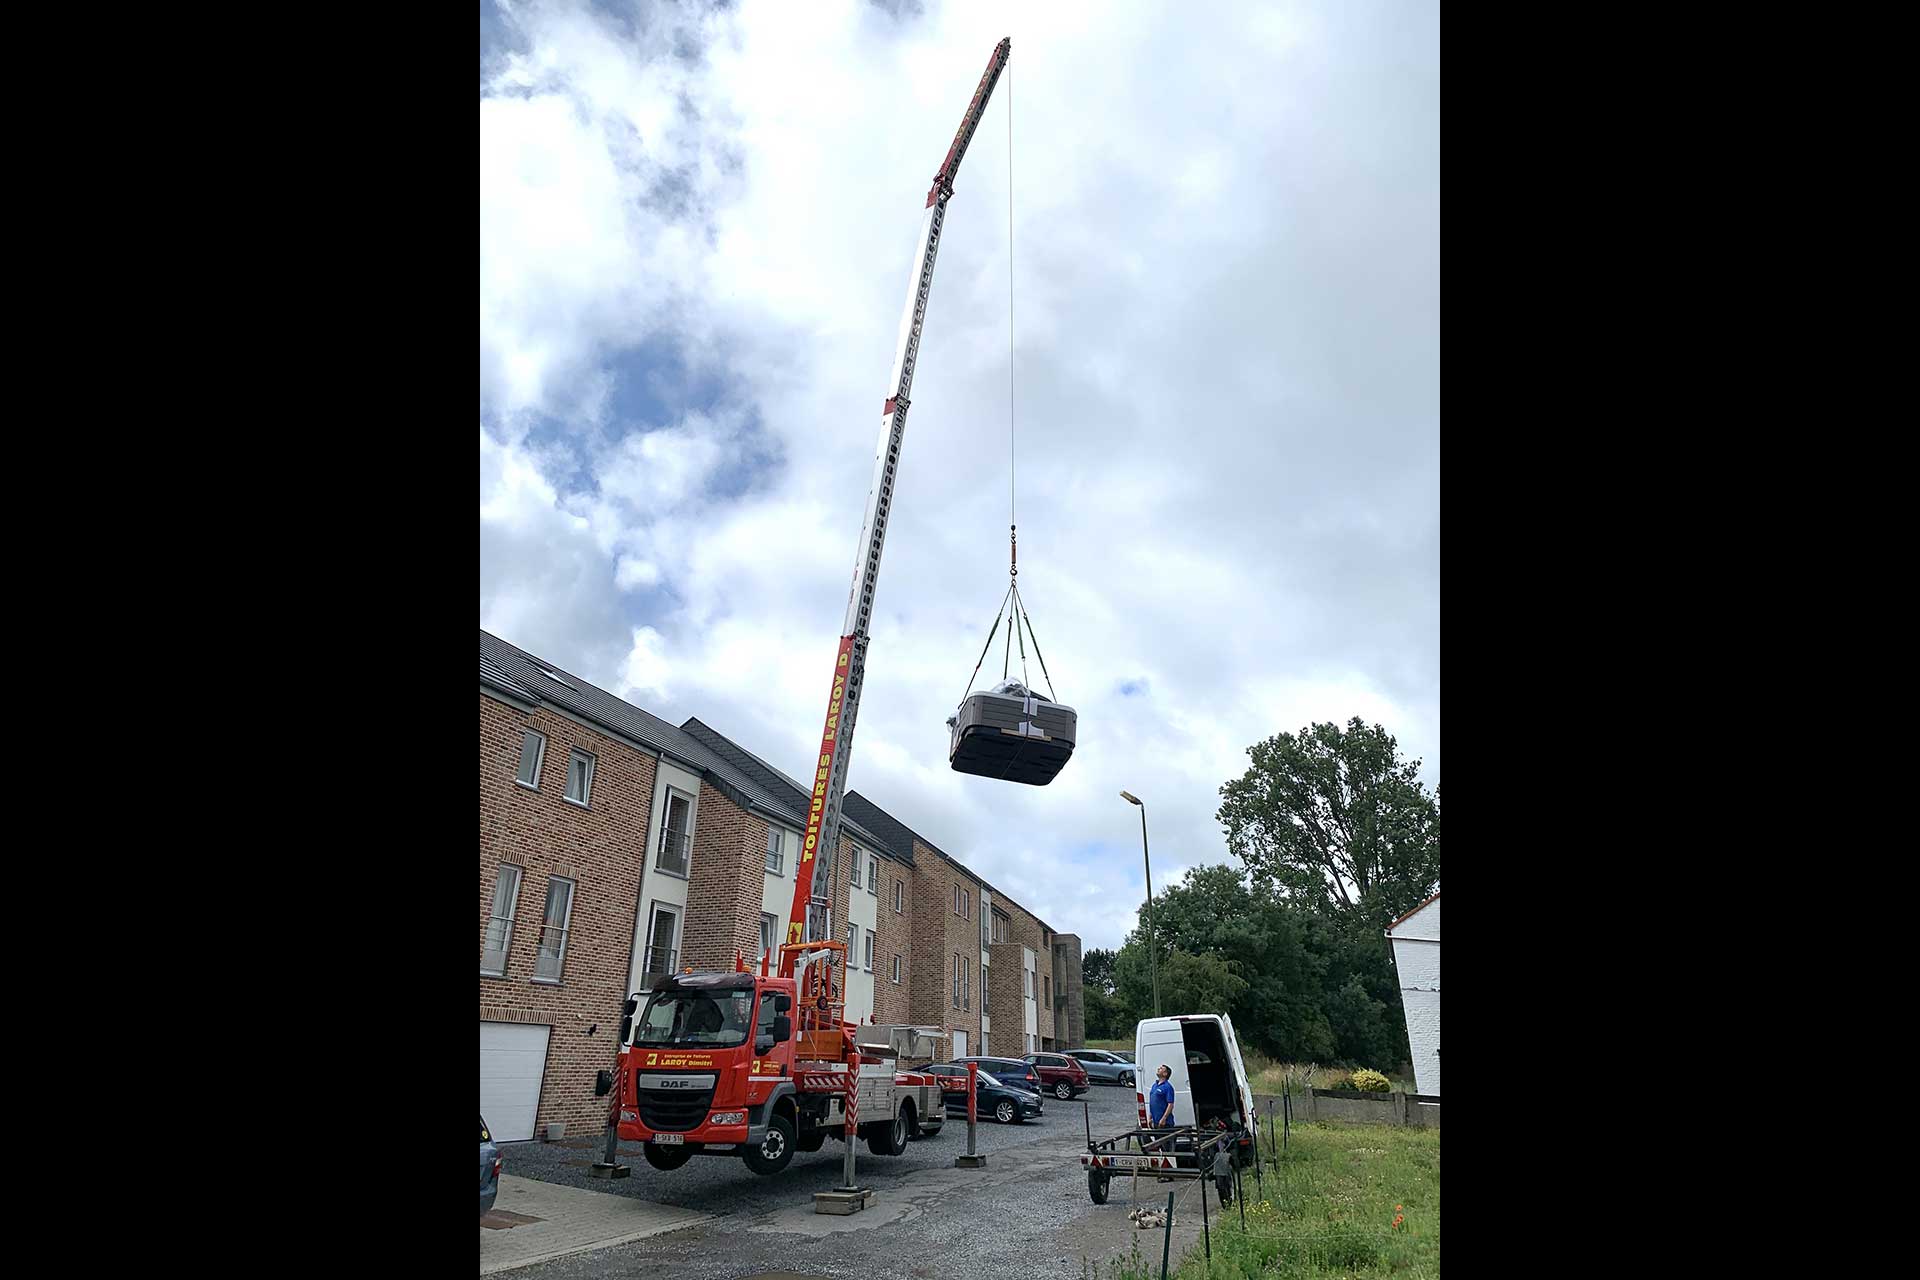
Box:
497 1082 1213 1280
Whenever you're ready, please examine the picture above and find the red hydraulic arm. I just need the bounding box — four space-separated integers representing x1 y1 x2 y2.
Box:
780 39 1012 975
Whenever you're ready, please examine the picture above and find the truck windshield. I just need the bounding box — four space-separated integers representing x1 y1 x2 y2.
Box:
633 989 754 1047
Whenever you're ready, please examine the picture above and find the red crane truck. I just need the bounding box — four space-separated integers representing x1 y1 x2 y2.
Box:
591 37 1012 1179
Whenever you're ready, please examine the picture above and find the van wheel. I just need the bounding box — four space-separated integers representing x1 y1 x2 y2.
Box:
1054 1081 1073 1100
1088 1170 1111 1204
743 1113 795 1175
642 1143 692 1171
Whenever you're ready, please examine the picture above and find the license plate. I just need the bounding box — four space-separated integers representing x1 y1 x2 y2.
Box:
651 1133 684 1146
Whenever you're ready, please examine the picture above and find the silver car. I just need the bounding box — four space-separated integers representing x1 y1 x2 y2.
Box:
480 1116 502 1216
1065 1048 1137 1088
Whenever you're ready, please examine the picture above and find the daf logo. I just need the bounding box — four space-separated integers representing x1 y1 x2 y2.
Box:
637 1073 717 1092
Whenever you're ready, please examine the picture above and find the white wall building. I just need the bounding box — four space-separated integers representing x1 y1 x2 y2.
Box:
1385 893 1440 1096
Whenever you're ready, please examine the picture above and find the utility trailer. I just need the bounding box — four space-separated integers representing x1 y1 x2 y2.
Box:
1078 1120 1238 1205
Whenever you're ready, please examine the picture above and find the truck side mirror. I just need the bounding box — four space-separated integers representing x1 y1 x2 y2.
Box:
771 1015 791 1042
618 1016 632 1045
623 996 639 1018
774 994 792 1013
594 1069 613 1097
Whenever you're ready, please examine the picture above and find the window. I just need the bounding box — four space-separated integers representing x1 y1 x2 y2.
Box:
964 889 971 920
891 954 902 984
481 864 522 974
533 877 575 982
863 933 874 971
760 913 778 960
954 886 962 917
893 879 903 914
766 828 785 876
847 923 858 965
657 791 692 876
1045 976 1051 1006
564 750 594 806
992 913 1008 944
867 856 879 894
514 731 545 788
953 954 962 1008
965 960 971 1010
1024 969 1034 998
850 852 861 888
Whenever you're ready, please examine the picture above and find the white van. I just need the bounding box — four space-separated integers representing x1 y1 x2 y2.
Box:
1134 1013 1259 1164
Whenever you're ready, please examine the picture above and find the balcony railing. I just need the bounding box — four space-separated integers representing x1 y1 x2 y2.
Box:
657 828 691 876
640 945 678 986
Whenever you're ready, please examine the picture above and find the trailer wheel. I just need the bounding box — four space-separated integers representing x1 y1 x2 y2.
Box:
641 1143 692 1171
1088 1169 1111 1204
743 1112 795 1175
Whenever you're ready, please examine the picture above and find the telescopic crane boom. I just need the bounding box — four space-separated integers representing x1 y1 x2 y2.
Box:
781 38 1012 970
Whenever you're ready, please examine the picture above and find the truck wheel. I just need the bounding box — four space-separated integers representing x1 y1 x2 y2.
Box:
796 1127 826 1153
994 1099 1016 1124
1054 1081 1073 1100
867 1105 910 1156
1088 1170 1111 1204
743 1113 796 1175
642 1143 692 1171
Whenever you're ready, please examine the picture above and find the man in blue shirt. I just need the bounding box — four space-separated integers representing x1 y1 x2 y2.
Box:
1148 1064 1176 1128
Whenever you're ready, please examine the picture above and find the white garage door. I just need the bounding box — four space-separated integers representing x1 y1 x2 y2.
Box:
480 1021 551 1142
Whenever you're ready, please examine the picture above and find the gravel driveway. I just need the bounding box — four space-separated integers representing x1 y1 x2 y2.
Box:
494 1082 1211 1280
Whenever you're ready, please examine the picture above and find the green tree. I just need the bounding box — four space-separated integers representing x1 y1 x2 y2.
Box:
1216 718 1440 930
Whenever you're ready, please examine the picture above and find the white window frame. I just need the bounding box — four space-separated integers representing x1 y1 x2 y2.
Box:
514 731 546 789
866 855 879 895
891 954 902 984
760 913 778 961
953 953 962 1009
863 933 875 971
563 749 595 807
532 875 576 984
964 889 971 921
850 852 862 888
643 902 680 978
656 788 694 877
893 879 903 914
765 827 785 876
847 922 858 959
481 863 522 975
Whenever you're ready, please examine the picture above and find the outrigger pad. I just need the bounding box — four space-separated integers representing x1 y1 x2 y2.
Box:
948 688 1077 786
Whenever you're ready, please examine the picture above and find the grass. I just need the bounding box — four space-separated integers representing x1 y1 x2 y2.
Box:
1242 1053 1416 1097
1086 1122 1440 1280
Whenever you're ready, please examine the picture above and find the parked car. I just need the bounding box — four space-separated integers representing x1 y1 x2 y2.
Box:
1065 1048 1137 1088
955 1055 1047 1102
1112 1049 1136 1063
931 1068 1042 1124
1025 1051 1091 1099
480 1116 502 1217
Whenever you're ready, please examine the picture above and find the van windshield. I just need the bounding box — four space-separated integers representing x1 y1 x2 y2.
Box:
632 989 754 1047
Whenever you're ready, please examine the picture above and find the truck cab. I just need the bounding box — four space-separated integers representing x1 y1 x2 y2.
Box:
609 970 806 1174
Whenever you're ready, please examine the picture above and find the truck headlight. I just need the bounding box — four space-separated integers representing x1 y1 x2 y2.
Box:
710 1111 747 1126
620 1110 637 1123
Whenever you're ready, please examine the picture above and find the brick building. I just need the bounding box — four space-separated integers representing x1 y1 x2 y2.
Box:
479 630 1083 1142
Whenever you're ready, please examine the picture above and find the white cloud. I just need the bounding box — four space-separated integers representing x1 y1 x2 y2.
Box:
479 0 1439 950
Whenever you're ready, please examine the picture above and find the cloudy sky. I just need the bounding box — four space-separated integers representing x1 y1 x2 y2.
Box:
480 0 1438 952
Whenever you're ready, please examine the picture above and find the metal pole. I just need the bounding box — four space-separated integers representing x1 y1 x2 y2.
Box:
967 1061 979 1157
1139 803 1159 1017
1199 1148 1210 1263
1160 1191 1174 1280
841 1049 860 1190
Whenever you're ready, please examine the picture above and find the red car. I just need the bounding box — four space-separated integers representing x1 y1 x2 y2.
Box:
1024 1051 1090 1100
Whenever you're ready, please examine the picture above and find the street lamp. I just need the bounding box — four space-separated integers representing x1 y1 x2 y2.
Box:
1120 790 1160 1017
